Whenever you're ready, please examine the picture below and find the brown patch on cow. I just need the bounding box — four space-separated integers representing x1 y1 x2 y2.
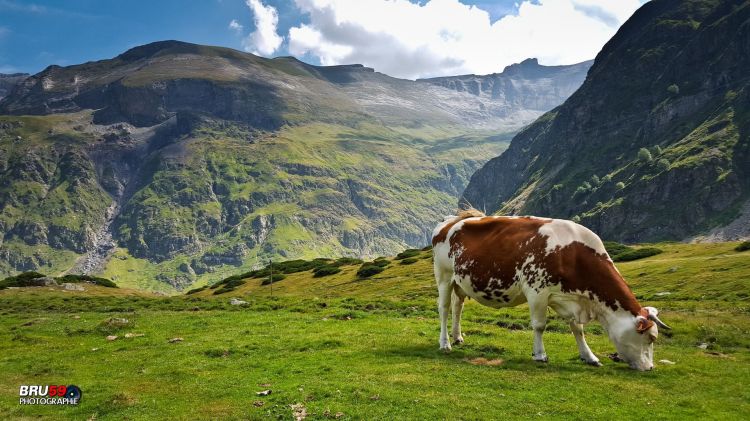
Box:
636 308 655 333
449 216 551 293
448 216 643 315
431 209 486 246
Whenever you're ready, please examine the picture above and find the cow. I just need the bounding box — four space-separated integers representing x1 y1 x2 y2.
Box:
432 209 671 371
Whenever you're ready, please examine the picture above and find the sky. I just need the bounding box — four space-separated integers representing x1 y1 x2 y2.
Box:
0 0 648 79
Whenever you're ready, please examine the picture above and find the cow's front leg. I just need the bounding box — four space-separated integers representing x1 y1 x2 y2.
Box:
451 285 466 345
570 321 601 366
528 296 549 362
437 280 453 351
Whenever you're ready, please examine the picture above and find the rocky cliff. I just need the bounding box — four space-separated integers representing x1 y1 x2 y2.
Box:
0 73 28 99
419 58 592 121
462 0 750 243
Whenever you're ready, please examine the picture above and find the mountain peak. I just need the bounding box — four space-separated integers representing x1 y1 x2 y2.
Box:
116 40 203 61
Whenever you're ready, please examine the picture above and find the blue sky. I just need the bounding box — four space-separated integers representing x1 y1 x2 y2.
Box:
0 0 645 79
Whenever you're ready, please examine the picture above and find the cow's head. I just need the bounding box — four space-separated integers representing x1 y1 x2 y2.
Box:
612 307 671 371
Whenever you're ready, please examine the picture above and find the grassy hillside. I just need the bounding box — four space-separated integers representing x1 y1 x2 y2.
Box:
1 242 748 419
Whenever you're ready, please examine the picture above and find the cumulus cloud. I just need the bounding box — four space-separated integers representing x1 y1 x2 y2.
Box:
288 0 647 79
228 19 244 34
237 0 283 56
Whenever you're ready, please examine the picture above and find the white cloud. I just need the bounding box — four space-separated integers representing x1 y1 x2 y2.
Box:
288 0 647 79
228 19 244 35
239 0 283 56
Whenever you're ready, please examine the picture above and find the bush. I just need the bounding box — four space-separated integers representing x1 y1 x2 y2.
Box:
615 181 626 190
56 274 118 288
371 258 390 267
395 249 420 260
603 241 633 257
261 274 286 285
334 257 363 266
313 265 342 277
613 247 663 262
657 158 670 172
735 241 750 252
0 271 46 289
421 245 433 251
357 265 385 278
653 145 663 156
186 286 207 295
400 257 419 265
591 174 601 186
667 84 680 95
638 148 653 162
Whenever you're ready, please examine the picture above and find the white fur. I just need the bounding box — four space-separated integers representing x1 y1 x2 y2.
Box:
537 219 608 256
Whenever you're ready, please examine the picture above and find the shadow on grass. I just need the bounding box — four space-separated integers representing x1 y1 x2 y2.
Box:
373 340 643 375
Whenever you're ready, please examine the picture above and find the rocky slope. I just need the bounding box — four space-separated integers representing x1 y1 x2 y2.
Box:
0 41 589 290
463 0 750 243
420 58 592 121
0 73 28 99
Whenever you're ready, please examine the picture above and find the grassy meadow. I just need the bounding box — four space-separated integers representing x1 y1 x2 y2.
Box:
1 242 749 420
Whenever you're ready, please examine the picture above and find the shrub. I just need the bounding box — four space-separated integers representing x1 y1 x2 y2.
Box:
212 287 236 295
656 158 670 172
653 145 663 156
667 84 680 95
638 148 653 162
371 258 390 267
357 265 385 278
400 257 419 265
615 181 626 190
735 241 750 252
261 274 286 285
313 265 342 277
0 271 46 289
602 174 613 183
591 174 601 186
56 274 118 288
186 286 207 295
603 241 633 257
334 257 363 266
395 249 420 260
613 247 663 262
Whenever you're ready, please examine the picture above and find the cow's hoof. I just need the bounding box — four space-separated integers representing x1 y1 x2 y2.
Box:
452 337 464 346
532 355 549 363
584 359 603 367
440 345 452 353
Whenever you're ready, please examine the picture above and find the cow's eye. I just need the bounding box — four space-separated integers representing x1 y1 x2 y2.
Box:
648 334 657 344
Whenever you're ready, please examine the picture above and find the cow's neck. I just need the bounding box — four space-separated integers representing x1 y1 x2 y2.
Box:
594 303 638 340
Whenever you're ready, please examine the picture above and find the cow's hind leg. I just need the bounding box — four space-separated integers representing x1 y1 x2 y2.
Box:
451 285 466 345
527 294 549 363
436 271 453 352
570 321 601 367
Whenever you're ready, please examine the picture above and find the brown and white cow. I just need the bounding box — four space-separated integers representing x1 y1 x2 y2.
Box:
432 210 671 371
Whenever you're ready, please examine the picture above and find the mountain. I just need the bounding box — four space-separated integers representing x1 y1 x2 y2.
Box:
0 41 590 291
0 73 28 99
462 0 750 243
419 58 592 119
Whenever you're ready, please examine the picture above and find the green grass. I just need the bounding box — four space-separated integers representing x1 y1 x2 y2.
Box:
0 242 748 419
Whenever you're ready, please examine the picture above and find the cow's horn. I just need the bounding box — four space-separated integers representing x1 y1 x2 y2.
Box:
648 313 671 330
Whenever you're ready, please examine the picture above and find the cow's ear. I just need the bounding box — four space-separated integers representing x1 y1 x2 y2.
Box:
635 316 654 334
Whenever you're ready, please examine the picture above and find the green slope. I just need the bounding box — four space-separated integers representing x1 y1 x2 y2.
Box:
0 242 748 419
